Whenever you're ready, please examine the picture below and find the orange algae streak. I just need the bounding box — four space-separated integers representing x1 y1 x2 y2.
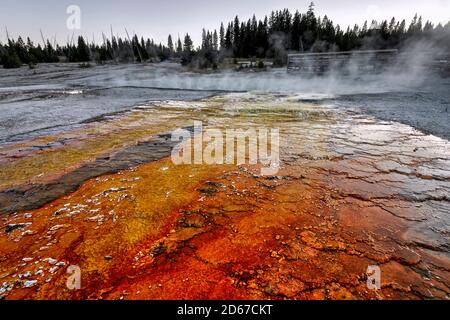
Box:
0 156 233 299
102 161 449 300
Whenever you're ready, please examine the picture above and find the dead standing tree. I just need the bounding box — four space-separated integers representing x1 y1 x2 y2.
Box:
125 27 142 63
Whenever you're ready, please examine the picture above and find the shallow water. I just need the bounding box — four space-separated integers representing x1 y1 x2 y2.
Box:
0 63 219 142
1 63 449 142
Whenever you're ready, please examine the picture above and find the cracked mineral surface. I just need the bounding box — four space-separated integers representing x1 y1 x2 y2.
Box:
0 92 449 300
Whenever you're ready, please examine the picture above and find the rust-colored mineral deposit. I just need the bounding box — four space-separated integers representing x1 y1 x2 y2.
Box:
0 93 449 300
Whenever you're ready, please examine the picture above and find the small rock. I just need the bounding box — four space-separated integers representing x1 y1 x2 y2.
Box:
22 280 37 288
43 258 58 265
48 266 58 274
53 208 67 216
48 225 65 232
5 224 27 233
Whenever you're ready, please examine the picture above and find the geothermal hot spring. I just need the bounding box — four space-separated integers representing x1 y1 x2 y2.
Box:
0 62 449 300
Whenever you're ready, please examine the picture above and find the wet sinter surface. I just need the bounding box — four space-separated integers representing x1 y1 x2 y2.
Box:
0 93 449 299
1 62 449 142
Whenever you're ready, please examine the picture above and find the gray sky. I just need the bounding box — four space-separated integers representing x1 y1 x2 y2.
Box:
1 0 449 46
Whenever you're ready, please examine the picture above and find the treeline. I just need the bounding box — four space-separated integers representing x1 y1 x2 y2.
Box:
195 2 450 66
0 33 173 69
1 2 450 69
65 34 173 63
0 38 59 68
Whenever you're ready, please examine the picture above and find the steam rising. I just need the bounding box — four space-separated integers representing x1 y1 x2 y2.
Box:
102 39 448 97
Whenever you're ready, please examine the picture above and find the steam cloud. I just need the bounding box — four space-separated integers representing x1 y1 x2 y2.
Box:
98 35 449 97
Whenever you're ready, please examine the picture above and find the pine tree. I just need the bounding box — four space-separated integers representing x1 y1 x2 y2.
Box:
168 35 174 53
219 23 225 49
213 30 219 51
408 14 418 34
183 34 193 52
201 29 207 50
233 16 240 52
176 37 183 54
181 33 194 65
291 11 301 51
225 23 233 49
76 36 90 62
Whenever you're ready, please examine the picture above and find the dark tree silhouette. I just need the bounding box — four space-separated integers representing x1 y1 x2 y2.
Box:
1 3 449 69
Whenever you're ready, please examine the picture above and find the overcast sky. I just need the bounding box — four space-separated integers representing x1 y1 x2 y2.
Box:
1 0 449 46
